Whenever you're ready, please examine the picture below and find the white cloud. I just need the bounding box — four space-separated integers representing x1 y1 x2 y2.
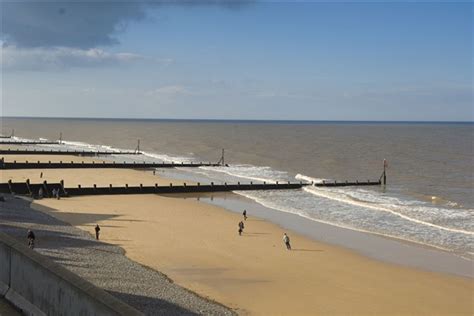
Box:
1 45 146 71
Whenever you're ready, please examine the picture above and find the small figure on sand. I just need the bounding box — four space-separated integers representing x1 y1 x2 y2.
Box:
27 229 35 249
95 224 101 240
153 170 156 175
40 172 43 178
283 233 291 250
238 221 245 236
243 209 247 221
52 188 60 200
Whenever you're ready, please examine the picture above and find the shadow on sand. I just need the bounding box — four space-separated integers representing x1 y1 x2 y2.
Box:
107 291 200 316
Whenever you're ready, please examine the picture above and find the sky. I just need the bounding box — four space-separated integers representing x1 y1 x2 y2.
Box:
1 0 472 121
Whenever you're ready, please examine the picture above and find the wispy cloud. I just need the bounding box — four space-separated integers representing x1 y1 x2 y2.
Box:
1 45 149 71
145 85 191 97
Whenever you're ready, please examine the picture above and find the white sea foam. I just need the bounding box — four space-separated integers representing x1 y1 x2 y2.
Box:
234 190 458 255
61 140 122 152
303 186 473 235
295 173 327 184
141 151 194 164
199 164 290 183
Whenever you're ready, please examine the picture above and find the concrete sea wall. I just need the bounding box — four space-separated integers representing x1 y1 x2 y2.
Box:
0 231 142 316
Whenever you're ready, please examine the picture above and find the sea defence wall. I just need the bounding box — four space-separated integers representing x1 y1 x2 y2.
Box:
0 160 222 169
0 141 60 145
0 179 383 198
0 149 141 156
0 231 142 316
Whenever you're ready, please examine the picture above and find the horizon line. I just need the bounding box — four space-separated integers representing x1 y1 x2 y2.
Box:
1 116 473 124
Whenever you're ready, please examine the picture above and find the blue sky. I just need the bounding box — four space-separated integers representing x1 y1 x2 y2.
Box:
1 1 472 121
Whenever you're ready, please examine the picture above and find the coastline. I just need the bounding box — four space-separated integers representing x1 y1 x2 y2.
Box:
1 153 473 315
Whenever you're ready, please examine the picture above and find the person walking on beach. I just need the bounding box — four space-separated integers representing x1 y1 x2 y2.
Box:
238 221 245 236
27 229 35 249
95 224 101 240
283 233 291 250
243 209 247 221
40 172 43 178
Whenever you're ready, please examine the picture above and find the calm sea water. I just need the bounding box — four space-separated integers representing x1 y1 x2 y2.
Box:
2 117 473 258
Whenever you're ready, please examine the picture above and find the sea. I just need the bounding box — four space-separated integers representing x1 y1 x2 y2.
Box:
1 117 473 260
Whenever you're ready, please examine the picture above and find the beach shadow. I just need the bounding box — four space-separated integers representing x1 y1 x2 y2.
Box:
0 222 122 256
106 290 200 315
40 211 122 226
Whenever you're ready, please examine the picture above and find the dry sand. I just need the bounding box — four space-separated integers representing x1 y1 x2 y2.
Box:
1 154 472 315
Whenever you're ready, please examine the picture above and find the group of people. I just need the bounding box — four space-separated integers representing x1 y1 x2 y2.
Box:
237 209 292 250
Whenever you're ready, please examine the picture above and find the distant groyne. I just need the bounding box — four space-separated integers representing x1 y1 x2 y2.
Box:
0 160 223 170
0 149 142 157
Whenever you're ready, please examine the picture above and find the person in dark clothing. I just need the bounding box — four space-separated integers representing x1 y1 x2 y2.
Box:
283 233 291 250
95 224 101 240
27 230 35 249
243 210 247 220
238 221 245 236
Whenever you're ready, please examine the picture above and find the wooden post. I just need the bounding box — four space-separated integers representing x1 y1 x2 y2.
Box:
136 139 140 153
383 159 387 185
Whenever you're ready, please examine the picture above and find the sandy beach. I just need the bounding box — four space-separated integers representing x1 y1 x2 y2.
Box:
2 153 467 315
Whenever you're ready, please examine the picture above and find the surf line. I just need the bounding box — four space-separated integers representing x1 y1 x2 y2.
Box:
303 186 473 236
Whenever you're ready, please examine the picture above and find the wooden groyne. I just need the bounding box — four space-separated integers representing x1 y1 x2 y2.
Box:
0 160 222 169
0 177 383 198
315 179 381 187
0 140 60 145
0 180 308 197
0 149 142 156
